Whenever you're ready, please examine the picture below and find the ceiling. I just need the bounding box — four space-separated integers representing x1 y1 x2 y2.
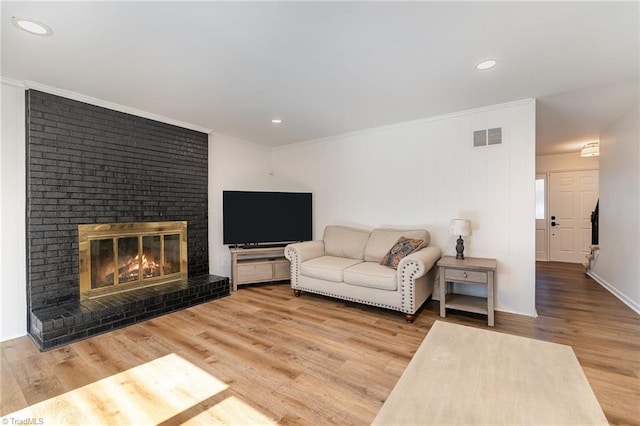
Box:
2 1 638 155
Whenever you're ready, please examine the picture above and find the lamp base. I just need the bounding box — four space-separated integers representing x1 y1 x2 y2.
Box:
455 236 465 259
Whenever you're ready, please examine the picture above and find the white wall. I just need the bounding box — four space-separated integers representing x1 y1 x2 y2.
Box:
536 152 599 174
208 133 303 277
591 103 640 313
1 81 27 341
272 99 537 316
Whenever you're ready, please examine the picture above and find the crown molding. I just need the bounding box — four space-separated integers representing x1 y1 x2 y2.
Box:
0 77 25 88
274 98 535 151
3 78 212 134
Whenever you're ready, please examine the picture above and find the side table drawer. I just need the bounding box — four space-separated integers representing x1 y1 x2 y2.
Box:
444 268 487 283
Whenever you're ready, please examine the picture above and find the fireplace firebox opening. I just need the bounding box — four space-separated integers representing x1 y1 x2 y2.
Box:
79 221 188 300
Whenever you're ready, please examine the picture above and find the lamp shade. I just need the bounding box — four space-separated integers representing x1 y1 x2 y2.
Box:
450 219 472 237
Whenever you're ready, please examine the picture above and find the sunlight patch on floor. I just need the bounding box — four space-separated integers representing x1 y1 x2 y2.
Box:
182 396 277 425
2 353 232 425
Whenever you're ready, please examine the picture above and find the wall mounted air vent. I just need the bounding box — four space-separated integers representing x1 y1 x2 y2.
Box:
473 127 502 147
488 127 502 145
473 130 487 147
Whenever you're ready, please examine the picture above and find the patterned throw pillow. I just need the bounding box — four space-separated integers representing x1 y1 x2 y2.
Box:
379 237 425 269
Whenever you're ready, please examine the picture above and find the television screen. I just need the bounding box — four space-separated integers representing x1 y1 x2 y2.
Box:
223 191 313 246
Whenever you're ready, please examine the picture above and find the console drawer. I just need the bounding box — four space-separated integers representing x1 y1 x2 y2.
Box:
237 263 273 283
273 262 290 280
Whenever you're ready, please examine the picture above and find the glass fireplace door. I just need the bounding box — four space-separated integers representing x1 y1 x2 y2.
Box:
79 222 187 299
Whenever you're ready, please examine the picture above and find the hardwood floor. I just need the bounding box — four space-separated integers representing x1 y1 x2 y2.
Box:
1 262 639 425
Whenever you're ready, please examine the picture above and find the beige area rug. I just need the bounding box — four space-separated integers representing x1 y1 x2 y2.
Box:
373 321 608 425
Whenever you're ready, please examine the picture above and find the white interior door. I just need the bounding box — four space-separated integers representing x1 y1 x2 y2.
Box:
535 174 548 261
549 170 599 263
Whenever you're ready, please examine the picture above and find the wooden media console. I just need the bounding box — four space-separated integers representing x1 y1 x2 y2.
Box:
229 246 290 291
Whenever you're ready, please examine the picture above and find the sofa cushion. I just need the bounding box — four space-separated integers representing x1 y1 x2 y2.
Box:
364 228 430 262
323 225 371 260
380 237 425 268
343 262 397 291
300 256 363 283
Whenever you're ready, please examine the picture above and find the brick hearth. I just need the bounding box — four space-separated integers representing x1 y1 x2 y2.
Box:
30 275 228 350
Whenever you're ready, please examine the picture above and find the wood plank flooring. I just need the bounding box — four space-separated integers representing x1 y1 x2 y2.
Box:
1 262 639 425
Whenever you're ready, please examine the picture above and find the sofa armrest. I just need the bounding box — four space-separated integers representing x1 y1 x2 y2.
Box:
398 246 441 276
285 240 325 288
397 246 442 314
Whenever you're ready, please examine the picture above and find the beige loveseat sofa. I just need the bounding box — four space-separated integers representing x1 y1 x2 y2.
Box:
284 225 441 322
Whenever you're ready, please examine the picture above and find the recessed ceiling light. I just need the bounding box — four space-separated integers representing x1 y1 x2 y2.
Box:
11 16 53 36
476 59 497 70
271 119 283 124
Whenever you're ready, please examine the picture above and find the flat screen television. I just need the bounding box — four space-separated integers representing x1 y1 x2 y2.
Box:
223 190 313 246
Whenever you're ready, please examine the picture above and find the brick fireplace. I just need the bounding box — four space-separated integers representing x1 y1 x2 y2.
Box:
26 90 229 350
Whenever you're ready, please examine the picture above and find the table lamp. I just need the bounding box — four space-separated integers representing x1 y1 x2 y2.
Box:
449 219 472 259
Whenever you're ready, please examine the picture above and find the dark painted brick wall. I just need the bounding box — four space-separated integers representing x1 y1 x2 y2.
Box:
26 90 209 312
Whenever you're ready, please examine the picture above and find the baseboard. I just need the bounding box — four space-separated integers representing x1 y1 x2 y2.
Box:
0 331 28 343
587 271 640 315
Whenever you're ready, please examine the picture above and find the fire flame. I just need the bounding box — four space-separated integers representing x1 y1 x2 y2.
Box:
119 253 161 282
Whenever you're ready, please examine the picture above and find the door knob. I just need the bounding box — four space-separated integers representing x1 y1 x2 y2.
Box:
551 221 560 227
